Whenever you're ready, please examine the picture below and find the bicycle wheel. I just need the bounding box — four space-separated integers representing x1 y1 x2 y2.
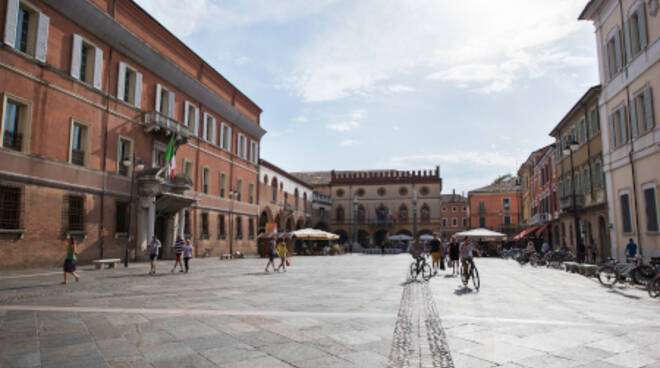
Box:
422 263 433 281
633 265 656 285
648 276 660 298
471 266 480 290
598 265 618 287
460 265 468 286
409 262 417 280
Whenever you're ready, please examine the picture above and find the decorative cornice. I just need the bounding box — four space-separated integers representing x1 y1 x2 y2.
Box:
330 167 442 186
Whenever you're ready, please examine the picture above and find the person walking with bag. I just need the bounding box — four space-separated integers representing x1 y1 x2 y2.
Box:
276 240 288 272
62 238 80 284
265 240 276 272
183 238 193 273
148 235 161 275
171 236 185 273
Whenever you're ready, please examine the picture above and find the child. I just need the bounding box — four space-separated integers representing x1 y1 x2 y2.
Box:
62 238 80 284
183 238 193 273
276 241 288 272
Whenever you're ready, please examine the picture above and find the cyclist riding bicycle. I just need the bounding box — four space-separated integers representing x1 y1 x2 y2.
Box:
459 237 474 279
410 235 426 270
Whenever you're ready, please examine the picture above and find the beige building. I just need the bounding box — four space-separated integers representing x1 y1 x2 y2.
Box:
580 0 659 260
550 85 611 261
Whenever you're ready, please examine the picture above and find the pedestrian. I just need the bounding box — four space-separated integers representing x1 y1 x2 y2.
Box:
148 235 161 275
588 241 597 264
380 243 386 256
429 233 442 274
449 236 460 275
625 238 637 261
171 236 185 273
183 238 193 273
541 241 550 254
62 238 80 284
577 241 586 263
277 240 288 272
265 240 276 272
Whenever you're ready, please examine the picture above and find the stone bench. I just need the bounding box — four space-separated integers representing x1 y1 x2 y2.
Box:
563 262 579 273
92 258 121 270
580 264 599 277
220 254 232 260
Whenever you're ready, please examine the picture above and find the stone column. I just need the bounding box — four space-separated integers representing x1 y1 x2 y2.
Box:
162 214 176 259
136 196 155 261
179 209 185 239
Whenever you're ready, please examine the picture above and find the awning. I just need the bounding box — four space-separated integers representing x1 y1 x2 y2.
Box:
155 192 197 215
512 225 540 241
535 223 550 238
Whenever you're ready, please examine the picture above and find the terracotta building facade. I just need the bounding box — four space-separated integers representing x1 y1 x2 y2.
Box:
468 178 522 237
0 0 265 268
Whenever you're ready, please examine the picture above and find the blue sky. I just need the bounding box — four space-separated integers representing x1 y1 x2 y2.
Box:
135 0 599 194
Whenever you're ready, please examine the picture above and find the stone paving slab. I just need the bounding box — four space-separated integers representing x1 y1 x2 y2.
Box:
0 255 658 367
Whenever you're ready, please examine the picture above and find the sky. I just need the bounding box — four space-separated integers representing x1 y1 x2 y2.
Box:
135 0 599 195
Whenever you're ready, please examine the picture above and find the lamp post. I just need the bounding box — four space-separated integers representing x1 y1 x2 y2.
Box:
123 153 144 267
562 140 581 261
353 195 358 251
412 189 418 238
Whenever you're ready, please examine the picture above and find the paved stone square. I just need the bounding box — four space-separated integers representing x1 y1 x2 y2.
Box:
0 255 658 367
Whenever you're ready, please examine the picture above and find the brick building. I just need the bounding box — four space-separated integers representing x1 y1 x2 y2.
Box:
293 168 446 246
468 178 522 237
0 0 265 268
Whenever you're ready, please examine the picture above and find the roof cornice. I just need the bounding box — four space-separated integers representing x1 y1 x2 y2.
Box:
549 85 601 137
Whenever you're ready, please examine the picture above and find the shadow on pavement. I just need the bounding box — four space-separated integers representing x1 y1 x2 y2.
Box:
606 289 641 300
453 287 474 296
243 272 273 276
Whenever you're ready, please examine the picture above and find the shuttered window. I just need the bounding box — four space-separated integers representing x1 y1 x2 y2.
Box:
70 34 103 89
643 185 659 233
3 0 49 62
619 192 633 234
67 195 85 231
624 1 648 61
117 62 142 107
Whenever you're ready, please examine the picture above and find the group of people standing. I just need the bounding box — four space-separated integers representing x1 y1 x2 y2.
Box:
148 235 193 275
411 233 476 278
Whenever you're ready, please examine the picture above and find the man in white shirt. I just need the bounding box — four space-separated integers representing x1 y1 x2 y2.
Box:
459 237 474 279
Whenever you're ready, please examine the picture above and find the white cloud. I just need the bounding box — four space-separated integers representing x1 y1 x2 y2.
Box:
134 0 211 37
325 109 366 132
382 151 519 170
283 0 593 101
340 139 360 146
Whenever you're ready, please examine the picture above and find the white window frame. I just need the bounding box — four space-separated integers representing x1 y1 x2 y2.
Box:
220 122 232 151
237 133 247 159
249 140 259 164
183 101 199 134
69 118 91 167
202 167 210 194
70 34 103 89
202 112 216 144
183 159 193 179
249 183 254 204
630 86 654 137
625 0 648 61
618 189 634 235
236 178 243 202
604 26 623 81
116 61 142 108
116 135 134 176
219 172 226 198
502 197 511 211
609 104 628 149
3 0 49 62
0 93 31 152
641 182 659 233
441 218 447 227
152 141 167 168
155 83 175 118
451 218 458 228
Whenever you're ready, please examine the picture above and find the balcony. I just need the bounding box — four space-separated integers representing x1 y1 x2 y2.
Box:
478 206 486 213
529 213 548 226
3 131 22 151
143 111 192 143
313 193 332 205
560 195 585 211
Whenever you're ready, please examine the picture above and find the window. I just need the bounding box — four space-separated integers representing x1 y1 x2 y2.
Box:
237 133 247 159
236 179 243 202
249 183 254 204
219 173 226 198
236 216 243 239
4 0 49 61
592 162 601 190
218 214 226 239
502 198 510 211
319 207 325 218
399 187 408 196
153 142 167 168
442 207 447 212
441 218 447 227
625 2 648 60
155 84 175 118
117 137 132 176
583 167 591 194
356 188 365 197
643 184 659 233
609 105 627 148
619 191 633 234
399 205 408 221
248 218 255 240
249 141 258 164
220 123 231 151
71 35 103 89
2 97 29 152
202 168 210 194
377 188 386 196
574 172 581 195
463 218 468 227
479 217 486 227
67 195 84 231
577 118 587 144
184 160 193 179
184 101 198 131
336 206 345 221
504 216 511 225
589 107 600 137
271 179 278 203
203 113 216 143
420 187 429 195
336 189 344 197
0 185 21 229
70 121 89 167
604 27 623 80
115 202 128 233
452 218 458 227
421 205 430 222
357 205 365 222
184 210 191 235
479 202 485 212
294 189 299 209
630 87 654 137
117 62 142 107
452 206 457 212
201 213 209 239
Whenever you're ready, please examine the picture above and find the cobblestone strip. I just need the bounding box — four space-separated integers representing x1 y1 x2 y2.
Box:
387 279 454 368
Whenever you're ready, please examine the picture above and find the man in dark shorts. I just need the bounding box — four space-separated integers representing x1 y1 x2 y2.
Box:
449 236 460 275
429 233 443 273
148 235 161 275
265 240 276 272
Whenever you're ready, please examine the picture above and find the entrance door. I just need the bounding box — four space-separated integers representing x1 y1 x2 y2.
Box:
599 216 610 260
155 215 166 259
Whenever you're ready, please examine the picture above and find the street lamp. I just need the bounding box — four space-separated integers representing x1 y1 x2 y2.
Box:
562 139 581 261
123 153 144 267
353 195 358 252
412 189 418 238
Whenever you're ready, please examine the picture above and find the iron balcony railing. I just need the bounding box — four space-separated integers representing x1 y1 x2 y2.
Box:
71 149 85 166
529 213 548 225
143 111 192 141
560 195 585 211
3 131 22 151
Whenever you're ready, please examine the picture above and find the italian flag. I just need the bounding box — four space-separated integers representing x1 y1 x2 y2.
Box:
165 136 176 179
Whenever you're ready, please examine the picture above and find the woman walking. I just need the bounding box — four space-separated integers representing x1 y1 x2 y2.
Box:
171 236 185 273
276 240 288 272
265 240 276 272
62 238 80 284
148 235 161 275
183 238 193 273
449 236 460 276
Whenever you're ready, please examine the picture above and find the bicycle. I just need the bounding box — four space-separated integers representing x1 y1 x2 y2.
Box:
647 258 660 298
460 258 480 290
598 257 656 287
409 254 433 281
